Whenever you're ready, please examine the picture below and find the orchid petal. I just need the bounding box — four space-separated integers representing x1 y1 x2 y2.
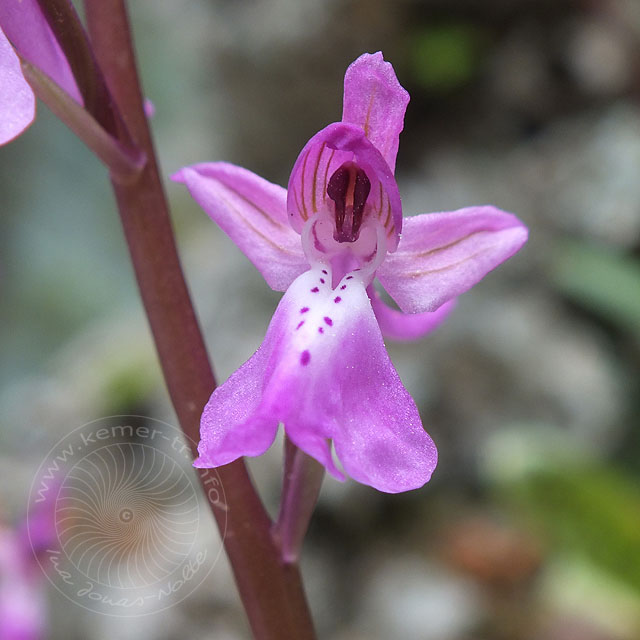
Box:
0 0 82 104
342 52 409 173
196 268 437 491
194 330 279 468
370 288 457 341
287 122 402 250
0 27 35 144
172 162 308 291
377 207 529 313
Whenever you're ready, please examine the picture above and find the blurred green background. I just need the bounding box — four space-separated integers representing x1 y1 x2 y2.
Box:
1 0 640 638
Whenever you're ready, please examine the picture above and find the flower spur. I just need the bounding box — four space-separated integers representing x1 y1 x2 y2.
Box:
172 52 528 493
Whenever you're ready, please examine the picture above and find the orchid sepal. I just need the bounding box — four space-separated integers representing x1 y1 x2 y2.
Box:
342 51 410 173
172 162 308 292
377 207 529 313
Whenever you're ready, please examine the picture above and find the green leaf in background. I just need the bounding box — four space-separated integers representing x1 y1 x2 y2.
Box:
102 363 157 414
552 240 640 338
410 24 484 92
504 462 640 594
541 557 640 638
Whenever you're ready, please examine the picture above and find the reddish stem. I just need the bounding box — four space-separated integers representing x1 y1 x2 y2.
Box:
273 438 324 563
82 1 316 637
36 0 119 137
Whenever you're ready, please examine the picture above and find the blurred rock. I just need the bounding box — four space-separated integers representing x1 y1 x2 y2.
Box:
353 555 482 640
564 18 633 96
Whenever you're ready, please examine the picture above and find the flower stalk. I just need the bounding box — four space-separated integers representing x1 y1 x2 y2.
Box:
20 59 144 182
273 438 325 563
35 0 118 136
82 0 316 637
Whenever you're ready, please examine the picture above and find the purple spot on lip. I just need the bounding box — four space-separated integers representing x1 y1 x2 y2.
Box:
296 321 305 330
340 284 347 290
334 296 341 303
318 327 324 334
320 278 325 284
300 307 309 314
300 350 311 366
311 287 320 293
324 316 333 326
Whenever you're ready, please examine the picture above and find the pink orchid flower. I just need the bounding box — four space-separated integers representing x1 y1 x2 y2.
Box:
0 0 81 144
0 526 46 640
0 487 58 640
173 52 528 493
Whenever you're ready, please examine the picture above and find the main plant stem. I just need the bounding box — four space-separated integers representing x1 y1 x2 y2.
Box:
83 1 315 636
